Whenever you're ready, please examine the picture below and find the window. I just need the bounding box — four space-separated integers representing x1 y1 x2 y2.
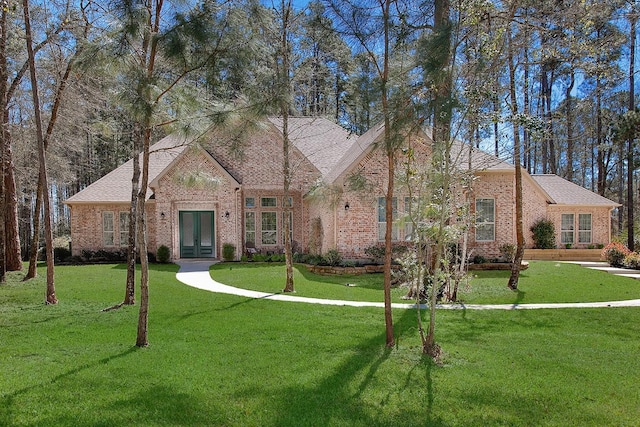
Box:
261 212 277 245
282 211 293 243
404 197 414 241
475 198 495 241
245 197 255 208
119 212 129 246
561 214 574 244
103 211 114 246
378 197 398 241
578 214 592 243
282 196 293 208
245 212 256 244
261 197 277 207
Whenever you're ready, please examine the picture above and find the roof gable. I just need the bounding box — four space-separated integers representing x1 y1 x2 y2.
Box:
65 134 190 204
530 174 620 207
267 117 356 178
150 144 240 190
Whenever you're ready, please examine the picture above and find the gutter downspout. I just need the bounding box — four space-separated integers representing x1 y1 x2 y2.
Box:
235 187 241 260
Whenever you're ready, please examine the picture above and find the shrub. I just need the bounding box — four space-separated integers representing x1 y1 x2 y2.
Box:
364 244 409 264
471 254 487 264
53 247 72 263
156 245 170 263
293 252 309 263
499 243 516 262
305 254 325 265
602 242 631 267
623 252 640 269
222 243 236 261
252 253 268 262
323 249 342 266
269 254 285 262
530 218 556 249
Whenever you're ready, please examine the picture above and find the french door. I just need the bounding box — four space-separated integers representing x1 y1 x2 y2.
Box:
179 211 215 258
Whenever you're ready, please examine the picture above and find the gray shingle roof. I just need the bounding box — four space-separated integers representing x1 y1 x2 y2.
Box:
324 122 385 184
531 174 620 206
267 117 356 177
324 124 514 184
65 134 190 204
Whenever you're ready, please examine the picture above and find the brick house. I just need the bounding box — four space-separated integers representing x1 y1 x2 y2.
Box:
65 117 619 261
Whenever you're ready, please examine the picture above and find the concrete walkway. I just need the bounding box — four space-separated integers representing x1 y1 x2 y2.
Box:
569 261 640 280
175 260 640 310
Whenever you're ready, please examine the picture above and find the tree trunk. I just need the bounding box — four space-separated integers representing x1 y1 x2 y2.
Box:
381 0 395 349
135 126 151 347
23 0 56 303
566 68 575 182
125 125 141 305
628 9 636 250
25 179 42 280
4 140 20 270
0 6 6 283
507 7 525 291
523 30 531 174
423 0 452 359
135 0 163 347
280 0 294 293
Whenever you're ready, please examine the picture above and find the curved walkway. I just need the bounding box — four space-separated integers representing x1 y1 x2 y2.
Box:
175 260 640 310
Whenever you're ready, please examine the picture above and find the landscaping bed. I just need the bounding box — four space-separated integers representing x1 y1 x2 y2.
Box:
468 261 529 271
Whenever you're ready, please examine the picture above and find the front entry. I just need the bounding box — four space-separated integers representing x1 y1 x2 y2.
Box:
179 211 215 258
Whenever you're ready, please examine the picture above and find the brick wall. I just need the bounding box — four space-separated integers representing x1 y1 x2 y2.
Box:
69 202 154 256
154 148 240 260
546 205 612 248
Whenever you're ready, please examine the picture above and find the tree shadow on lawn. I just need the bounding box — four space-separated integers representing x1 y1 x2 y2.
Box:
2 345 226 427
0 346 138 426
234 309 449 426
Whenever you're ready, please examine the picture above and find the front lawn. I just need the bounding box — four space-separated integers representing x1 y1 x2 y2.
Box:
1 263 639 426
210 261 640 304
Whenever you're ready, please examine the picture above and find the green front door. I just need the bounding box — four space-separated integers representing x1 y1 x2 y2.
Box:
179 211 215 258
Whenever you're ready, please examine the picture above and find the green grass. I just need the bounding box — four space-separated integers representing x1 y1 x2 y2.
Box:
210 262 408 302
211 261 640 305
1 263 640 426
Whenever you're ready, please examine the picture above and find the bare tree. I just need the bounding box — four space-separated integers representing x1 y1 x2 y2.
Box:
22 0 56 304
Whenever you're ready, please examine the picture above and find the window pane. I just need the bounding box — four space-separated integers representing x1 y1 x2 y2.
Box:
200 212 212 247
103 212 114 231
245 197 255 208
475 199 495 241
578 214 591 230
476 224 495 242
378 197 398 241
476 199 494 223
182 213 194 246
261 212 277 245
103 212 114 246
261 197 277 207
578 231 591 243
245 212 255 244
561 214 574 244
561 214 574 231
282 211 293 243
578 214 592 243
119 212 129 246
378 197 385 222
